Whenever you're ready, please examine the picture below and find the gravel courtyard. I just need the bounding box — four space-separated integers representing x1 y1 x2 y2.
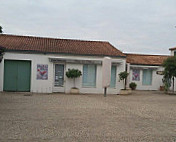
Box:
0 91 176 142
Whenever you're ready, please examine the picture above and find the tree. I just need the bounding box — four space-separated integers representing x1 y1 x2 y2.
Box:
0 26 3 33
118 71 129 90
66 69 82 89
162 56 176 92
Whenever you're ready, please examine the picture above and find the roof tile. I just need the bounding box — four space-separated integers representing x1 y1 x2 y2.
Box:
126 53 170 66
0 34 125 57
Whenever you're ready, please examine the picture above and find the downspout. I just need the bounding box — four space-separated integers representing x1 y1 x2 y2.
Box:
126 63 130 89
173 77 174 92
0 47 5 63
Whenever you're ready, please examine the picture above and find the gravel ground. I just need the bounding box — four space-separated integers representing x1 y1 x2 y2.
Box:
0 91 176 142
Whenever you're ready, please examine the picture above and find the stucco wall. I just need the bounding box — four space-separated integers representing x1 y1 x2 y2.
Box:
0 52 125 94
129 66 164 90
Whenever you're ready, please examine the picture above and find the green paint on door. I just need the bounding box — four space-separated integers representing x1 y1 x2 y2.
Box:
4 60 31 92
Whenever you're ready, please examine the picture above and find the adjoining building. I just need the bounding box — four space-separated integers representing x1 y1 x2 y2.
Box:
126 54 170 90
0 34 126 94
169 47 176 56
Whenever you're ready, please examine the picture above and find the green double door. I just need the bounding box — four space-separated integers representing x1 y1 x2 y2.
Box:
4 60 31 92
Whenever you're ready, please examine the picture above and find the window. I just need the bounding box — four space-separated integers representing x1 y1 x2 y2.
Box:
142 69 152 85
110 65 116 88
82 64 96 87
132 69 140 81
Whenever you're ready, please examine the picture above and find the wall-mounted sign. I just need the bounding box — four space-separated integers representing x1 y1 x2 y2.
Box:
132 69 140 81
156 71 164 75
37 64 48 80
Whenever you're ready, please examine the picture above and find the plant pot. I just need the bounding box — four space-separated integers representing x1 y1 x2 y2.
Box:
131 87 136 90
160 86 164 91
70 88 79 94
120 88 132 95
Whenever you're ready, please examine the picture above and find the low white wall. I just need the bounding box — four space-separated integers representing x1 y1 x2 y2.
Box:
0 52 125 94
129 66 164 90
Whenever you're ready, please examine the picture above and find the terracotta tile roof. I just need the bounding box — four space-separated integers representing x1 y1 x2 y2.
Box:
0 34 125 57
126 53 170 66
169 47 176 51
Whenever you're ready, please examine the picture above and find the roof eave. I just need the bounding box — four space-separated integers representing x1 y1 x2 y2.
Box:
5 49 126 58
128 63 162 66
169 46 176 50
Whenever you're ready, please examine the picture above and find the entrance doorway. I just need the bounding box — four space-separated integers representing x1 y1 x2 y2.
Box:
53 64 65 92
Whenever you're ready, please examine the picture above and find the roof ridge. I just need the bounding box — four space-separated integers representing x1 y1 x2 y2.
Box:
0 34 109 43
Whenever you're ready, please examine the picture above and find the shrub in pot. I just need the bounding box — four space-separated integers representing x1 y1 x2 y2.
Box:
66 69 82 90
66 69 82 94
118 71 129 90
118 71 131 95
129 82 137 90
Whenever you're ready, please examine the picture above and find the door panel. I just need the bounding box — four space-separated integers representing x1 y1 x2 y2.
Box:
53 64 65 93
4 60 18 91
4 60 31 92
17 61 31 91
55 64 64 87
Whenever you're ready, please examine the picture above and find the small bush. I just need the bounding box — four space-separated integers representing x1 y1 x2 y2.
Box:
66 69 82 78
66 69 82 88
118 71 129 90
129 82 137 90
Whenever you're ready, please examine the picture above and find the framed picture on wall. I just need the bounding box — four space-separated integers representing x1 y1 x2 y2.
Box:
37 64 48 80
132 69 140 81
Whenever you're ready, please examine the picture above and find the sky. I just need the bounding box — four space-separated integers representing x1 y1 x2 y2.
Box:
1 0 176 55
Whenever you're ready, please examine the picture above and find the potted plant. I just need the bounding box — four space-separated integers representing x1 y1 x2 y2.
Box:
129 82 137 90
160 80 165 91
118 71 131 95
66 68 82 94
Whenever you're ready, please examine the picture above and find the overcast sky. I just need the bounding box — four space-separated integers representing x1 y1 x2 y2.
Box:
1 0 176 55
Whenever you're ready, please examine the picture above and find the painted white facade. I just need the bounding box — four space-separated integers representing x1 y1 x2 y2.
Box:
170 50 175 56
0 52 126 94
128 65 164 91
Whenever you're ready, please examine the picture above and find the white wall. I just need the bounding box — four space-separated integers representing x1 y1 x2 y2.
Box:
0 52 53 93
129 66 164 90
0 52 126 94
170 50 175 56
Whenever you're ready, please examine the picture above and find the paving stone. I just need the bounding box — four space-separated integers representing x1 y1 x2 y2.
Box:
0 91 176 142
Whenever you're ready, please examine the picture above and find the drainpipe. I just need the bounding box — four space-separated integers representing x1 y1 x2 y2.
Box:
0 47 5 63
126 63 130 89
173 77 174 93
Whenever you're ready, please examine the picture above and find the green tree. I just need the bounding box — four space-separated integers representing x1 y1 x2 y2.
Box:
0 26 3 33
66 69 82 88
119 71 129 90
162 56 176 92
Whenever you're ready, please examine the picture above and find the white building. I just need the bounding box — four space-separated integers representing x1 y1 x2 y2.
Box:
0 34 175 94
0 34 126 94
126 54 170 90
169 46 176 56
